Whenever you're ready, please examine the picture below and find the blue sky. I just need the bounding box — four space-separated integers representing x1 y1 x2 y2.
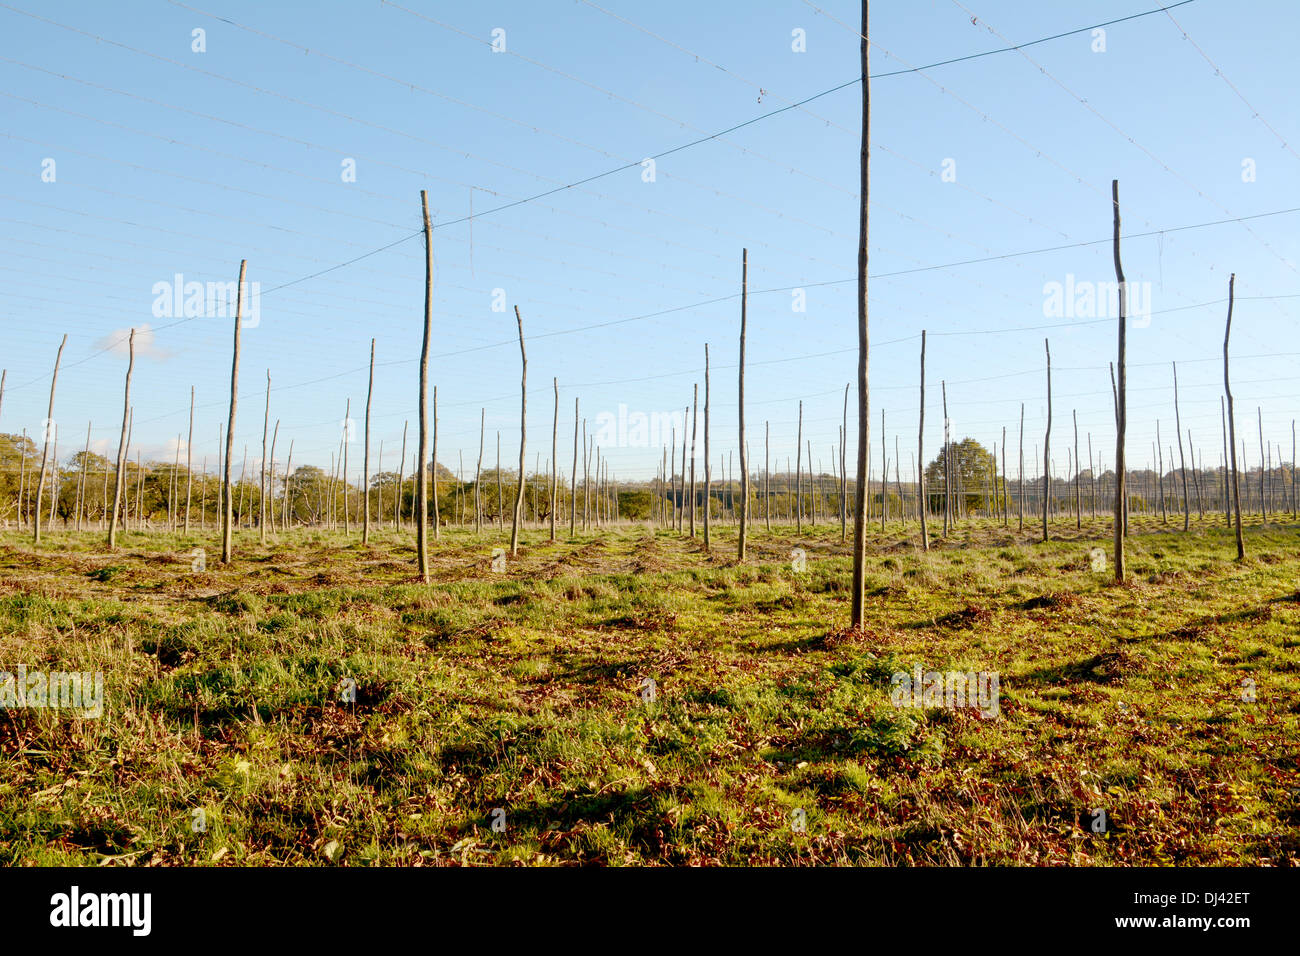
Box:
1 0 1297 484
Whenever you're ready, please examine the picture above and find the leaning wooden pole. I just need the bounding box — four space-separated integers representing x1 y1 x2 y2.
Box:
509 305 527 556
108 330 135 549
850 0 870 631
33 333 67 544
221 260 246 564
1224 274 1244 560
1111 181 1128 582
416 191 433 581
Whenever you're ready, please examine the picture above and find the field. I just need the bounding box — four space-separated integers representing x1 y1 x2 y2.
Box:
2 518 1297 866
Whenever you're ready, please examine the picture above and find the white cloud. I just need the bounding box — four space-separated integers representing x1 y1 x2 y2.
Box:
94 323 171 360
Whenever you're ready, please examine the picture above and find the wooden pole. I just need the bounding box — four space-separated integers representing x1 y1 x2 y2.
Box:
267 420 279 534
1018 402 1025 532
282 440 293 529
849 0 871 632
108 330 135 549
417 191 433 579
689 389 697 537
550 378 558 541
841 383 849 542
260 369 271 545
942 381 950 536
33 333 67 544
1042 338 1051 543
184 386 195 534
571 398 579 537
795 399 803 534
510 305 527 556
1111 181 1128 582
1173 362 1190 531
918 332 928 550
396 420 407 529
703 342 711 552
738 249 749 561
363 339 375 544
1224 274 1245 559
474 407 485 535
1073 409 1080 530
765 420 771 532
221 260 246 564
75 421 90 532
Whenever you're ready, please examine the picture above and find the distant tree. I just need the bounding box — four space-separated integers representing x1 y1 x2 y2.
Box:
925 438 996 514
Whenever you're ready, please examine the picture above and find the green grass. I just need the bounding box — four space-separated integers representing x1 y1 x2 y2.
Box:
0 515 1297 866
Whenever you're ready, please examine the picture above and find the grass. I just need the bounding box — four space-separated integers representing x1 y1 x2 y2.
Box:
0 514 1297 866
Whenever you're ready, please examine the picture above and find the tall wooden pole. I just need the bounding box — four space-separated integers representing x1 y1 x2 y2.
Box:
703 342 711 552
942 382 950 536
1018 403 1025 532
550 378 558 541
1224 274 1244 559
1111 181 1128 582
570 397 579 537
184 386 195 534
1073 409 1080 530
841 383 849 542
396 420 407 529
221 260 246 564
432 386 440 541
267 420 279 534
880 408 887 533
108 330 135 549
1042 338 1051 542
33 333 67 544
689 388 697 537
795 399 803 534
1174 361 1190 531
417 191 433 580
75 420 90 532
765 420 771 532
260 369 271 545
474 407 485 535
737 249 749 560
1253 408 1263 520
918 332 928 550
510 305 527 556
363 338 375 544
849 0 871 632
